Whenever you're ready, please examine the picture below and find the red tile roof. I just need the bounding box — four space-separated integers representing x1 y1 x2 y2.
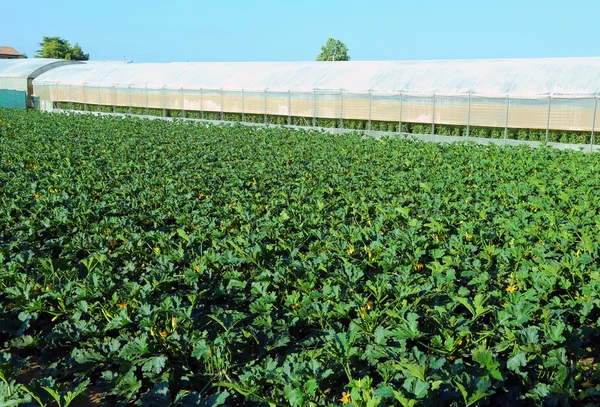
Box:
0 46 21 56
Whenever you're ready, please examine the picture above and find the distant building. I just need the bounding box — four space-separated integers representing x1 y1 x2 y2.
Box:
0 46 21 59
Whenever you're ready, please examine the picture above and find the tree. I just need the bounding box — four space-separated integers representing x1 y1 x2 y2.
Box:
18 53 27 59
316 38 350 61
36 37 89 60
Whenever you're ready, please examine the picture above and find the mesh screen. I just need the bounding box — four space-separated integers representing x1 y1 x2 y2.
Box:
53 85 70 102
242 91 264 115
161 88 184 110
342 92 369 121
549 98 595 131
98 87 116 106
69 85 82 104
371 93 401 122
112 87 129 107
470 96 508 128
129 87 147 109
508 98 550 130
147 88 164 109
222 90 242 113
434 95 469 126
402 94 434 124
199 90 221 112
595 98 600 133
85 85 99 106
44 84 55 102
266 91 290 116
0 77 25 91
35 84 50 101
290 92 313 118
315 92 341 119
30 84 600 135
182 89 202 111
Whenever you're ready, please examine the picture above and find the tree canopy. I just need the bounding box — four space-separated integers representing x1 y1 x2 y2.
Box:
36 37 89 60
316 38 350 61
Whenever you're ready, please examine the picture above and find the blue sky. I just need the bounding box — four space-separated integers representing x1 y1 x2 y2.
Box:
3 0 599 62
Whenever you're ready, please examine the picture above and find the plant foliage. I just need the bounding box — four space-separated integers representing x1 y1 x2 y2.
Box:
317 38 351 61
1 109 600 405
35 37 89 61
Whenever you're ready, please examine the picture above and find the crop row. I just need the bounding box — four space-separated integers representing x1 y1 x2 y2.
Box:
1 108 600 406
53 101 594 145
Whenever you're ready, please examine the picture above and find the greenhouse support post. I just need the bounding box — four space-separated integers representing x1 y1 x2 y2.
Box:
83 83 87 112
288 90 291 126
545 96 551 143
264 89 267 124
97 84 101 113
399 92 403 134
113 85 116 113
339 91 343 129
162 86 167 117
466 93 471 139
313 90 316 127
368 92 372 131
145 85 149 116
241 89 245 123
181 87 184 118
220 88 224 121
128 85 132 114
504 95 510 144
55 83 60 111
431 94 436 139
200 88 203 120
68 84 72 110
591 96 598 150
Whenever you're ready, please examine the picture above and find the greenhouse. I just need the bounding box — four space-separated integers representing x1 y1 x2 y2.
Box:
31 57 600 144
0 58 80 109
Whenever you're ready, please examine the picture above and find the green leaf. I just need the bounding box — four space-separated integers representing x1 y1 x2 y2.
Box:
283 385 303 407
114 368 142 402
118 336 149 361
373 386 394 398
374 326 388 345
412 379 429 399
142 355 167 375
395 363 427 382
544 348 567 368
507 351 528 374
303 380 318 396
192 340 210 361
472 349 502 381
206 390 229 407
393 390 417 407
392 313 421 339
177 228 191 242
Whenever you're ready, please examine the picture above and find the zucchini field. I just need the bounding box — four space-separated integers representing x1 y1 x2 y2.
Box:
2 109 600 406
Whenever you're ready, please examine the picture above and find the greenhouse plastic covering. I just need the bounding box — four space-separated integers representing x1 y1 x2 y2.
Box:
32 57 600 96
0 59 79 91
33 57 600 132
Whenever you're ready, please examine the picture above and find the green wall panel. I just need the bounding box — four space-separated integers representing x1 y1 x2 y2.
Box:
0 89 27 109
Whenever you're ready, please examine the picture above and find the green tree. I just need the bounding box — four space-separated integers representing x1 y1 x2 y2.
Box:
18 53 27 59
36 37 89 60
316 38 350 61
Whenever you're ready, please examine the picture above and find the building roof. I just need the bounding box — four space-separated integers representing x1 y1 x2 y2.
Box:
0 46 21 56
33 57 600 97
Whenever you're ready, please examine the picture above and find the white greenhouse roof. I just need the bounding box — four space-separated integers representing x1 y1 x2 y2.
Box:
33 57 600 97
0 58 81 79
